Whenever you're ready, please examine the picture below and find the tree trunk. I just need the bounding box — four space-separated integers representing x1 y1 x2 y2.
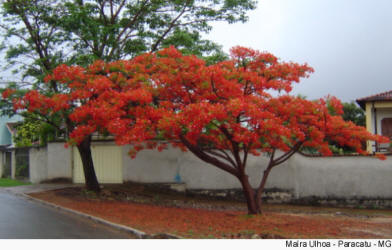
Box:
239 174 260 214
76 136 100 192
255 166 273 213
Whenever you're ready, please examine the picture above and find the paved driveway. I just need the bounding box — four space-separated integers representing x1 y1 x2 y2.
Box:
0 191 136 239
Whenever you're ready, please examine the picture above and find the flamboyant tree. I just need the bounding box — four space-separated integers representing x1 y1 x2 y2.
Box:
3 57 164 191
24 47 388 214
134 47 388 214
3 63 121 191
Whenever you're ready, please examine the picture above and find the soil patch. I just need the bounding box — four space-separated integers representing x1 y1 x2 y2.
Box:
29 183 392 239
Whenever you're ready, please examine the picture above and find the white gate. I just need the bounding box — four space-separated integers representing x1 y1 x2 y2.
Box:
73 144 123 183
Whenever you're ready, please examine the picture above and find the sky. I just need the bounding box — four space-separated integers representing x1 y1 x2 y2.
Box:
205 0 392 103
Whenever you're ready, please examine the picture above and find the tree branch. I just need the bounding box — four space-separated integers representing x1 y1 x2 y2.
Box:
242 144 250 168
6 0 54 77
98 0 109 24
0 24 28 42
271 141 303 166
112 0 127 23
21 113 62 132
180 134 239 177
150 0 191 52
217 125 243 168
108 0 150 59
205 149 237 168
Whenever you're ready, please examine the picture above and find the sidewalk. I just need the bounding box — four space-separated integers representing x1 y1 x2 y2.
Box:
2 183 80 195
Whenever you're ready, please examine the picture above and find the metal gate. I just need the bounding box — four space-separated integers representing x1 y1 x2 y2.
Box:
73 145 123 184
15 148 29 179
2 152 11 178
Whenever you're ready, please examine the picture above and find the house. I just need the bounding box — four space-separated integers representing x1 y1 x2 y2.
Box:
356 90 392 153
0 115 23 178
0 115 22 146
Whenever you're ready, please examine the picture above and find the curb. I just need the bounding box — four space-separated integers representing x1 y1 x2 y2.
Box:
16 192 174 239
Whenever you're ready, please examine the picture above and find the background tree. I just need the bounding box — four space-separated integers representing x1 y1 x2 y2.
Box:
0 0 256 191
0 0 255 87
325 99 366 154
327 100 365 127
341 102 365 127
58 47 388 214
13 114 58 147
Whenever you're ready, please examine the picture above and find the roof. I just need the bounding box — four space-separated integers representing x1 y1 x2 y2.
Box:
356 90 392 109
6 122 19 135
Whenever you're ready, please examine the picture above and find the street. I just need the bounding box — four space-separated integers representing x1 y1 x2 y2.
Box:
0 191 136 239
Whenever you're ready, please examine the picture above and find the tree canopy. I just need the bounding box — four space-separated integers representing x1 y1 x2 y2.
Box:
8 46 386 214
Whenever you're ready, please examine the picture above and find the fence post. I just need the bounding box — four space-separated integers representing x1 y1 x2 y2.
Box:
11 150 15 179
0 152 3 178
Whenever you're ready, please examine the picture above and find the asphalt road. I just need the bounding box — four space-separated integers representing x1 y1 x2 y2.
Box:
0 191 136 239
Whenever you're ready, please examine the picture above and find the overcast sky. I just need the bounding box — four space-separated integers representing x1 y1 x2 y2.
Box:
205 0 392 103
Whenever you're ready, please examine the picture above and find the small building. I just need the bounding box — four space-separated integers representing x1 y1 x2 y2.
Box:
0 115 22 146
0 115 23 178
356 90 392 153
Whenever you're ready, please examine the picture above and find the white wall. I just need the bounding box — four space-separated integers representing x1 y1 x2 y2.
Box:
28 142 71 183
122 146 298 190
122 145 181 183
29 146 48 183
290 154 392 199
123 146 392 199
29 142 392 201
47 142 72 179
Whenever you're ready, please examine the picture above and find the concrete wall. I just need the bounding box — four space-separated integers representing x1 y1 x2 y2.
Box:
289 154 392 199
28 142 71 183
123 146 392 200
123 146 296 190
29 146 48 183
29 142 392 202
122 145 182 184
47 142 72 180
